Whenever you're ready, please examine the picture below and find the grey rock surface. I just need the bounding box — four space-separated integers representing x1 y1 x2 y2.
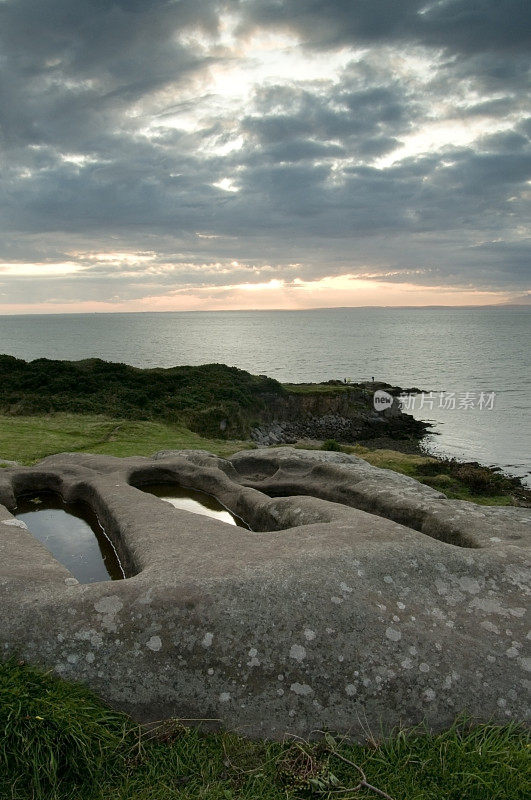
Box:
0 459 20 468
0 447 529 738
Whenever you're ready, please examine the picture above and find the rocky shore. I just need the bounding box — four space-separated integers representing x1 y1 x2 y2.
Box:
0 355 429 448
251 381 429 447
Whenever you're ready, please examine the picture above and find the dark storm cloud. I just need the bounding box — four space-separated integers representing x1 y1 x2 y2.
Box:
0 0 221 149
238 0 531 55
241 83 416 148
0 0 530 305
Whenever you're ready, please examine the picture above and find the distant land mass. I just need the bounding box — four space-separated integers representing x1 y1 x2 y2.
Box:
0 355 426 445
497 293 531 306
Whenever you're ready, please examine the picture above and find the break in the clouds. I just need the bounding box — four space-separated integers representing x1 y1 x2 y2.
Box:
0 0 530 311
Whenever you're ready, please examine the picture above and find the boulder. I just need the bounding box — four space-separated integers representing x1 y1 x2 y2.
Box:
0 448 528 738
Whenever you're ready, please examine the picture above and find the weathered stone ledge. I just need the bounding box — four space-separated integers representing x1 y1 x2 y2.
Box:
0 448 529 738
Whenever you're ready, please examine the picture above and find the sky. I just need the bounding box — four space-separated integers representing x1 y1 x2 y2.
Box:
0 0 530 314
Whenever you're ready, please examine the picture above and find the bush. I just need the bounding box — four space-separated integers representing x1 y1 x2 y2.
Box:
321 439 342 451
0 356 285 437
419 457 520 497
452 464 495 493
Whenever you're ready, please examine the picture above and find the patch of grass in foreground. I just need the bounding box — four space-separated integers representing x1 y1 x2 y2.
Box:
0 413 251 465
1 661 529 800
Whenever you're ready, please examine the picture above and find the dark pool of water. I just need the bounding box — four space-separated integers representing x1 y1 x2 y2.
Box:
140 484 248 528
15 493 125 583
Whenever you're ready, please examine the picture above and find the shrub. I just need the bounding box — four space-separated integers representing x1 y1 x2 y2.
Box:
0 356 285 437
321 439 343 451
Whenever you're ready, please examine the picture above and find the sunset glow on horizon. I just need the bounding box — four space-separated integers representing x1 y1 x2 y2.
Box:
0 272 518 316
0 1 529 313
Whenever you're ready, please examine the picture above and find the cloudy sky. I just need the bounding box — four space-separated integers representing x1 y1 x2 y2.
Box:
1 0 530 313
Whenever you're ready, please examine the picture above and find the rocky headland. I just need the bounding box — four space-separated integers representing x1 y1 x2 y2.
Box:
250 381 428 447
0 355 428 448
0 356 529 739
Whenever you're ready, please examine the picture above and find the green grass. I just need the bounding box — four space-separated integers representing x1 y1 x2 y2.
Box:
344 446 524 506
1 660 528 800
284 383 365 395
1 414 527 506
0 413 251 465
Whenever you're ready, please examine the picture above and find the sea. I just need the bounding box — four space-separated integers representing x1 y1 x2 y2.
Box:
0 307 529 485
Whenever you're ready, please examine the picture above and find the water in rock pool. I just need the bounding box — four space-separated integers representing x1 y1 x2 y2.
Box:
15 493 125 583
141 484 248 527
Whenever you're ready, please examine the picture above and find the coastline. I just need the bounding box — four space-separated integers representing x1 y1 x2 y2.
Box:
1 308 528 485
0 355 529 507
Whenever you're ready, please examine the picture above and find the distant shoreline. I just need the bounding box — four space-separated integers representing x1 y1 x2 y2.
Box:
0 303 530 317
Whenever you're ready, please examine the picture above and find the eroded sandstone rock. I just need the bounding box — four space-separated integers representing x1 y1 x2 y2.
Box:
0 448 529 738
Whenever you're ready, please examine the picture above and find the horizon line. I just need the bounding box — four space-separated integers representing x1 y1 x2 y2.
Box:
0 302 529 317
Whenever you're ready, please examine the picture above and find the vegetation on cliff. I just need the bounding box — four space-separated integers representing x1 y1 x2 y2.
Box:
0 355 284 439
0 355 426 444
1 659 528 800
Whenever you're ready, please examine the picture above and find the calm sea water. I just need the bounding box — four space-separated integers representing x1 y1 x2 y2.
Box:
1 308 529 485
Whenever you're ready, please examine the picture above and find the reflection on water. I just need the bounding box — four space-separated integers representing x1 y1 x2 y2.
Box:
141 483 248 528
15 493 125 583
